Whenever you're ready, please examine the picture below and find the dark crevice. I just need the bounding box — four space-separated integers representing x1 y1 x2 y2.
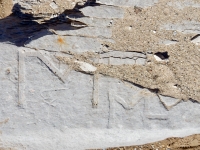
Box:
122 80 145 89
75 0 101 9
191 34 200 41
189 98 200 104
149 88 160 94
104 44 109 48
171 39 178 42
154 52 169 60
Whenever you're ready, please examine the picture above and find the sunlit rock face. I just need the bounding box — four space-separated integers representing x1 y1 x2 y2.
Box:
0 0 200 149
0 0 13 18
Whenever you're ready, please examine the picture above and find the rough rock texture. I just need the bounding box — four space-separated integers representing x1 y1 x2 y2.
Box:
13 0 87 21
0 0 200 149
104 0 200 101
0 0 13 19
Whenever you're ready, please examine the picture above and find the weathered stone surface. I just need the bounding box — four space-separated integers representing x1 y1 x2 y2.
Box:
0 0 200 149
50 24 112 38
80 5 124 18
13 0 86 19
97 0 158 7
25 34 104 53
67 16 113 27
162 21 200 34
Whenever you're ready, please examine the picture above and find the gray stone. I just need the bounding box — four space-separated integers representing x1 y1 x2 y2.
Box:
161 40 178 45
50 24 112 38
168 1 200 9
67 16 113 27
97 0 158 7
100 51 146 58
0 0 200 149
1 42 200 148
80 5 124 18
159 95 181 110
162 21 200 34
25 33 103 53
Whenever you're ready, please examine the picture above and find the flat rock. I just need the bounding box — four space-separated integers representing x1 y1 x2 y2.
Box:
80 5 124 18
50 24 112 38
97 0 158 7
25 33 103 53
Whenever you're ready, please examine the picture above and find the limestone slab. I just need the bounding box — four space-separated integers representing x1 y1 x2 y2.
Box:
0 0 200 149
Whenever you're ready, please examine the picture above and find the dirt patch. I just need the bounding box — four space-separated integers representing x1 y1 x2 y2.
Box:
101 0 200 101
0 0 13 19
88 134 200 150
57 0 200 102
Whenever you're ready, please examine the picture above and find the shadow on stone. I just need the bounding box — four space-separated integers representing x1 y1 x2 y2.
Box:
0 1 95 46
